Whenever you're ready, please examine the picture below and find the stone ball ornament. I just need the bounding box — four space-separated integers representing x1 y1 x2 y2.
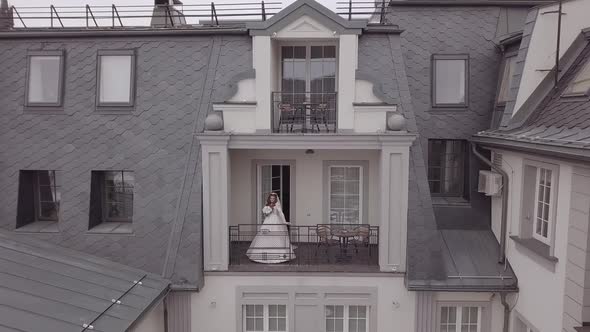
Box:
387 113 406 131
204 112 224 131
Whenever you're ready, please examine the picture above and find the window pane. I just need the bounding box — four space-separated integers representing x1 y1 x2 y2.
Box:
428 140 466 196
435 59 466 104
28 56 61 103
99 55 132 103
498 56 517 102
565 60 590 95
39 202 59 219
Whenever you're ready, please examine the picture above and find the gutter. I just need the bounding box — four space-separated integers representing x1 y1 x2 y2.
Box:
0 27 248 39
470 142 509 264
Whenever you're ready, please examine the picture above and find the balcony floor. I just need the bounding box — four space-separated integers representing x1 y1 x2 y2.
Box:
229 241 380 272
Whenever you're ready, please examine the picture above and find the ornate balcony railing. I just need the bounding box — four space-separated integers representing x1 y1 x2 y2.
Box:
271 92 337 133
229 223 378 270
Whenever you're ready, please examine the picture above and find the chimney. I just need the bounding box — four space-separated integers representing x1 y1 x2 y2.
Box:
0 0 14 30
151 0 186 27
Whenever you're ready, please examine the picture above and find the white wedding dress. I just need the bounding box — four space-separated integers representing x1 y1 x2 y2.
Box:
246 199 296 263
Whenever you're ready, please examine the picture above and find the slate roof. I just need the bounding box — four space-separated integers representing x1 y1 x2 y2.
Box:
475 31 590 160
0 230 169 332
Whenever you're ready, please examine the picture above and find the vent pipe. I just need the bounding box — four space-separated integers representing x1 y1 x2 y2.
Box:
151 0 186 27
0 0 14 30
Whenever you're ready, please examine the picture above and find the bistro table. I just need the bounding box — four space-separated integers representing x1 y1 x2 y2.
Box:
331 228 358 262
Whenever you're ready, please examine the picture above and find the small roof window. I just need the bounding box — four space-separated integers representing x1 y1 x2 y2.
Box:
563 59 590 97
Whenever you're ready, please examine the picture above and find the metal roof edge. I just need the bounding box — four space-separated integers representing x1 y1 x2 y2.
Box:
363 24 404 34
406 283 519 292
0 27 249 39
471 134 590 162
126 285 171 331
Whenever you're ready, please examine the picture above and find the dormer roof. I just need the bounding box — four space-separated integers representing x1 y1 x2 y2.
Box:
247 0 366 36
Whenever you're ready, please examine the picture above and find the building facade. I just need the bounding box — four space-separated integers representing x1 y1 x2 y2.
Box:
1 0 580 331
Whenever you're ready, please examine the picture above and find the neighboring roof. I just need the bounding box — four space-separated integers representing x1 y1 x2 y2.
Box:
247 0 366 35
474 29 590 161
0 231 170 332
407 230 518 292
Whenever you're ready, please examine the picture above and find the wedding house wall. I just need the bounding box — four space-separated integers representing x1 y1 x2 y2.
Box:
229 149 381 227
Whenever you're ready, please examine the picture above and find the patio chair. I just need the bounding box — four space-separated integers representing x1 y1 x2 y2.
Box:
350 225 371 256
310 103 330 132
278 103 296 132
316 224 339 255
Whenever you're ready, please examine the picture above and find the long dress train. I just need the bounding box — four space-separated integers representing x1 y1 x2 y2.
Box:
246 201 296 263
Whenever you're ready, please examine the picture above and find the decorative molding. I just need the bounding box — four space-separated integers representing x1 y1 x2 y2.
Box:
200 133 416 150
355 71 397 105
217 69 256 103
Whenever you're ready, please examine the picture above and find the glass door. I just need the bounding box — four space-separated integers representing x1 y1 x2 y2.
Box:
281 45 336 102
258 164 291 223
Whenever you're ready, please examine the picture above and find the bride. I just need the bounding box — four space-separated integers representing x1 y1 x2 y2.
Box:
247 192 296 263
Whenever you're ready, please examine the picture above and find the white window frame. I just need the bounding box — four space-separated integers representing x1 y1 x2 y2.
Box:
254 160 295 224
96 49 136 108
531 166 555 245
431 54 469 108
328 165 363 224
497 54 517 103
278 41 339 93
242 304 288 332
438 305 482 332
325 305 369 332
25 50 65 107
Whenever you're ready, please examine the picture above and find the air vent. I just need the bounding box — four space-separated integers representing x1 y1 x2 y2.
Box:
478 170 502 196
492 152 503 168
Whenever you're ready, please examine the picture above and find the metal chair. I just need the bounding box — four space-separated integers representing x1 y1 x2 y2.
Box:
278 103 296 132
310 103 330 132
316 224 338 255
350 225 371 256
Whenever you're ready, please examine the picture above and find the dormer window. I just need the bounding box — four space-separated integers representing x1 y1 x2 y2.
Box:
280 45 336 102
497 55 517 103
562 60 590 97
273 44 338 132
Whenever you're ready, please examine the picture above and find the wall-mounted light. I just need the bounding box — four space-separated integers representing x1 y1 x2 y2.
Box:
305 149 315 154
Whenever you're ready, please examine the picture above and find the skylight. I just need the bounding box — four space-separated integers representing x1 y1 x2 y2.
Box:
563 59 590 96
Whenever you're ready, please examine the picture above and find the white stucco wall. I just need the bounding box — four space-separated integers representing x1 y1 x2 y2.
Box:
490 150 573 332
229 149 380 226
514 0 590 113
129 301 165 332
192 274 414 332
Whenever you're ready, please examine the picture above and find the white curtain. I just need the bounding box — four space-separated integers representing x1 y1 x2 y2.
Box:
28 56 60 103
99 55 132 103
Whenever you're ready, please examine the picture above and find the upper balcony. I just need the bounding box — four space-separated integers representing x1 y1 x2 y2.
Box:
272 92 338 133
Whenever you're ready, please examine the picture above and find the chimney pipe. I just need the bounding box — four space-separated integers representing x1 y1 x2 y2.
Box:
151 0 185 27
0 0 14 30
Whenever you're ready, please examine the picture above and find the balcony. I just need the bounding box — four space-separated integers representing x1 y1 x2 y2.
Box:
229 223 379 272
271 92 337 133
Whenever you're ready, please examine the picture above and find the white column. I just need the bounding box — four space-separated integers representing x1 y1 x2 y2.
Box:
379 140 412 272
200 135 230 271
337 34 358 131
253 35 272 131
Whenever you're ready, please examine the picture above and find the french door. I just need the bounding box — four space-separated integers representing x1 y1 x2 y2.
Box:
257 164 291 223
280 45 337 104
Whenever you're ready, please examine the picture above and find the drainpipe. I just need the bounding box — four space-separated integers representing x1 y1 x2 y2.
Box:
163 297 169 332
500 292 511 332
471 142 509 264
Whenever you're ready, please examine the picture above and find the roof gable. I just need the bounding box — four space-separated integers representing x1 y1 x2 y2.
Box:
247 0 366 36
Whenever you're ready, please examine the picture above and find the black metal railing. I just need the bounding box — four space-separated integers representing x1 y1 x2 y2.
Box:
229 223 379 267
336 0 388 23
2 2 281 29
271 92 337 133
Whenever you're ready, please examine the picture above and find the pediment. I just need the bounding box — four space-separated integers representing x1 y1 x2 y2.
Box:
275 15 334 38
247 0 365 36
